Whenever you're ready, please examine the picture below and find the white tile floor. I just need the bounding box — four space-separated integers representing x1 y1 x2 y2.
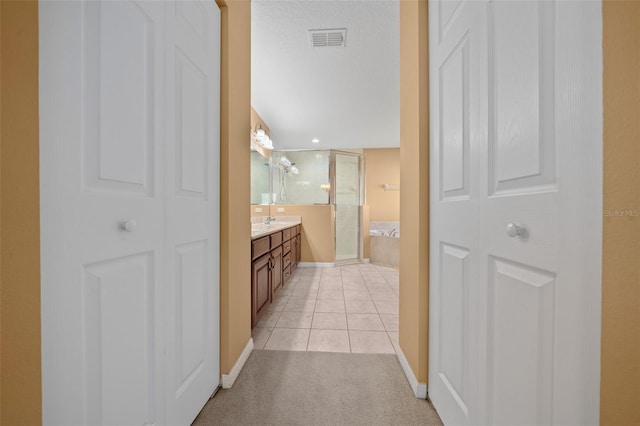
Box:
252 263 400 354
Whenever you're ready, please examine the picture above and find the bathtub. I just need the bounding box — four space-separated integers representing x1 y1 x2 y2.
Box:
369 222 400 267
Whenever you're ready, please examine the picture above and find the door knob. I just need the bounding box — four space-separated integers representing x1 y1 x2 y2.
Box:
505 223 525 238
120 219 137 232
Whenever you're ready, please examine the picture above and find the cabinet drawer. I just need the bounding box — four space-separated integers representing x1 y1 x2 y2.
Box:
283 252 292 270
283 264 291 284
282 238 291 255
295 225 301 235
282 227 291 241
270 231 282 247
252 236 270 260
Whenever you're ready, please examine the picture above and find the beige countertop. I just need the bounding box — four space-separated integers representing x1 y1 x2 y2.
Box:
250 218 301 239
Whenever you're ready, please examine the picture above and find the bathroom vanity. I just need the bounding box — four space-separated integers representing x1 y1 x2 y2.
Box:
250 221 301 327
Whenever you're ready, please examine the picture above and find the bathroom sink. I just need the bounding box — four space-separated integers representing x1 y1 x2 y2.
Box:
251 221 300 238
251 223 273 233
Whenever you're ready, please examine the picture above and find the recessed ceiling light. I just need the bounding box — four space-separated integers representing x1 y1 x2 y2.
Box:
312 138 320 144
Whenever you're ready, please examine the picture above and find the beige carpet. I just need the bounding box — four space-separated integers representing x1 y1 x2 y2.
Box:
193 350 443 425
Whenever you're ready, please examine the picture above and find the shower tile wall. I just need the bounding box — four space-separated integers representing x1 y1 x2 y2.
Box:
335 154 360 205
266 150 363 262
272 151 330 204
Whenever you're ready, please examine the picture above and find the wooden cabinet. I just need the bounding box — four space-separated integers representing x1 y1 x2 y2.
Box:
251 223 302 328
283 250 292 273
270 231 282 247
283 264 292 284
291 235 298 270
251 253 271 327
291 226 301 269
252 236 270 260
270 245 282 298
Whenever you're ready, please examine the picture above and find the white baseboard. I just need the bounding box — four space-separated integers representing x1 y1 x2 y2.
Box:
221 338 253 389
297 262 335 268
362 258 370 263
396 346 428 399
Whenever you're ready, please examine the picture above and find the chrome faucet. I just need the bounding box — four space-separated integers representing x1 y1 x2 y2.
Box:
265 216 276 226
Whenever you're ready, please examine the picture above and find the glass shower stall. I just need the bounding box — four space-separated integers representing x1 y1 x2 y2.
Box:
266 150 364 264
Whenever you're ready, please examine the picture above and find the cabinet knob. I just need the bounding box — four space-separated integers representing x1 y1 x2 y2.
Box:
120 219 137 232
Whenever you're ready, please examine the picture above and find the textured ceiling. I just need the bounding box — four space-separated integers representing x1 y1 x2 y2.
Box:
251 0 400 150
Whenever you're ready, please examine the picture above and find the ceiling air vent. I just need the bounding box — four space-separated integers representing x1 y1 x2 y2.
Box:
308 28 347 48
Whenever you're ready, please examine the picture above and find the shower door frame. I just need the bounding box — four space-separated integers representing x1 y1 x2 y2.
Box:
330 150 365 265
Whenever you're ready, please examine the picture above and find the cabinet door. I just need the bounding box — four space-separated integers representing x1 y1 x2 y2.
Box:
291 237 298 270
271 245 283 298
251 253 271 327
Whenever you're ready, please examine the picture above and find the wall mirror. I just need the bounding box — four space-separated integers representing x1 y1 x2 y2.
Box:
250 150 271 205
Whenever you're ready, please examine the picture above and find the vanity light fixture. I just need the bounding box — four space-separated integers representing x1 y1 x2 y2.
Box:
312 138 320 144
251 123 274 150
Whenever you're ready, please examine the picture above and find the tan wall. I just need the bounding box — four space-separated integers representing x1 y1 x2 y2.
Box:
217 0 252 375
270 205 335 263
601 1 640 424
362 205 371 259
398 0 430 384
0 1 42 424
250 205 269 217
363 148 400 260
364 148 401 222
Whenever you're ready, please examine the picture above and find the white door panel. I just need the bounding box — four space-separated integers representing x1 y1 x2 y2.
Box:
84 253 156 426
437 243 471 416
429 1 602 425
487 257 555 426
91 3 157 192
165 1 220 424
429 4 480 423
487 1 557 196
173 241 208 386
40 1 220 424
41 2 165 424
439 36 470 201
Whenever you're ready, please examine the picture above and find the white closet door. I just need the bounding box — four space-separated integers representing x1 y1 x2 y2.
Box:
40 1 221 425
164 1 220 425
428 2 481 423
428 1 602 424
40 2 167 424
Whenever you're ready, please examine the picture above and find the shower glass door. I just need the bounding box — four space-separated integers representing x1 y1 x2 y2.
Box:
333 152 362 262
